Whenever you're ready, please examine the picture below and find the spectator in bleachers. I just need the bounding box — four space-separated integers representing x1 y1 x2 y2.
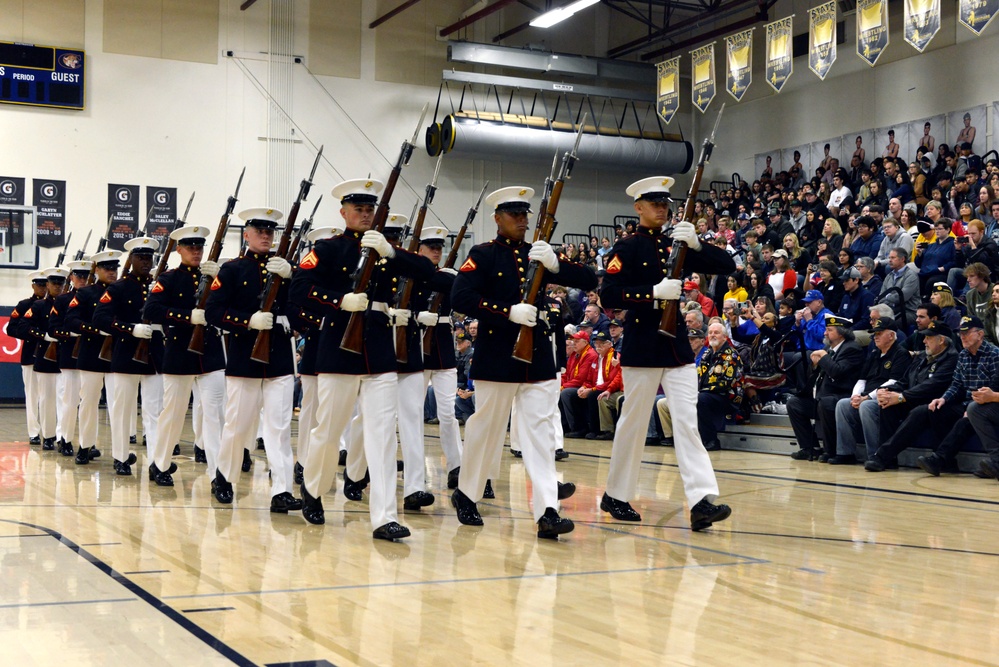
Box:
836 267 876 330
901 303 941 352
722 298 760 346
817 217 843 257
580 303 611 338
693 321 745 450
949 220 998 292
879 248 921 328
838 248 856 274
963 262 993 319
859 178 888 210
454 331 475 424
560 331 598 438
873 217 914 274
723 274 748 304
815 260 845 311
746 268 775 305
608 317 624 352
847 216 885 260
766 249 797 296
983 284 999 346
782 234 811 275
886 196 902 221
975 186 996 227
929 282 963 330
794 289 835 351
581 330 622 441
684 279 717 319
914 218 957 296
897 208 919 240
909 162 929 207
828 169 853 216
855 256 882 295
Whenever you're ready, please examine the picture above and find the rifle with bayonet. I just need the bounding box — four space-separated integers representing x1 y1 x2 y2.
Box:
43 231 94 362
511 115 587 363
188 169 245 355
72 214 117 359
286 195 322 265
394 151 444 363
659 103 725 338
55 232 72 268
422 181 488 356
250 147 324 364
341 103 429 354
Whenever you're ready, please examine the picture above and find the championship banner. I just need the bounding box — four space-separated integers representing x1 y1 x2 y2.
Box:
857 0 888 66
959 0 998 35
33 179 66 249
656 57 680 124
725 28 753 101
107 183 139 251
144 186 178 245
766 17 793 92
0 176 26 247
691 43 716 114
809 1 837 80
904 0 940 51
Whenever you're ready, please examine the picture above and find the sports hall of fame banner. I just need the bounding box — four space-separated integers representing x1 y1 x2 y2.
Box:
766 17 793 92
809 1 837 80
959 0 998 35
33 179 67 249
857 0 888 66
0 176 26 246
691 44 716 113
656 57 680 124
725 28 753 101
107 183 139 251
904 0 940 51
144 186 178 244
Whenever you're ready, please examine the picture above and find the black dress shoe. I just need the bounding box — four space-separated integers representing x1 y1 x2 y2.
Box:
173 444 181 456
864 457 886 472
917 454 942 476
373 521 411 540
148 462 178 487
537 507 574 539
58 440 75 456
142 435 147 447
42 437 55 451
596 431 614 441
703 439 721 452
89 446 101 459
555 448 569 461
426 417 439 425
212 470 234 503
511 449 522 458
977 458 999 479
241 449 253 473
600 493 641 521
256 437 265 451
300 483 324 524
557 481 576 500
659 437 674 446
194 446 207 463
447 466 460 490
404 491 435 510
294 461 304 485
270 492 303 513
343 469 369 501
482 479 495 499
338 449 347 466
584 432 600 440
75 447 91 465
817 453 830 463
644 436 659 445
113 453 138 476
397 460 404 472
129 435 137 445
565 431 587 439
827 454 858 465
791 448 818 461
690 498 732 531
451 489 483 526
29 436 41 446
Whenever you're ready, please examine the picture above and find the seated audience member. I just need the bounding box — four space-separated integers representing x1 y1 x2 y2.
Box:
657 327 709 446
693 322 745 450
559 331 597 438
684 279 717 318
788 315 866 461
580 302 611 338
684 306 706 334
879 248 922 328
723 274 748 304
819 218 845 256
950 220 999 291
914 219 957 297
454 331 475 423
814 261 845 312
873 218 914 274
855 256 882 294
767 249 798 296
795 290 835 351
963 262 993 319
848 216 885 260
983 283 999 346
865 317 999 471
929 282 963 330
831 318 911 463
581 331 623 440
721 298 760 346
837 267 876 330
608 317 624 352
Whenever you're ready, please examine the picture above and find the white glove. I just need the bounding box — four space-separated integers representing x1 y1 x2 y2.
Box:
528 240 560 273
417 311 440 327
200 260 220 278
509 303 538 327
439 267 458 276
190 308 207 326
361 230 396 259
70 331 80 337
44 334 58 343
248 311 274 331
389 308 411 326
653 277 683 301
132 323 153 339
340 292 369 313
670 221 702 251
265 256 292 279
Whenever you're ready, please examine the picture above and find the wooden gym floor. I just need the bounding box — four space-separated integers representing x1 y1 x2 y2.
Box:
1 404 998 666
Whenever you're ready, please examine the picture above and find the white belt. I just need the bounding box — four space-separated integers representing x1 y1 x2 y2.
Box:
276 315 290 329
370 301 390 315
150 324 164 333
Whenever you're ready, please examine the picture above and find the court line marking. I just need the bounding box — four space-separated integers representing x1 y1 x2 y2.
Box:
727 529 999 558
123 569 171 575
0 597 137 610
182 606 237 614
0 518 256 667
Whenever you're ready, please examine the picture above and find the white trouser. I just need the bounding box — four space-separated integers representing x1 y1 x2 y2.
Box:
306 373 399 528
458 380 560 522
510 371 562 459
57 369 81 444
344 409 365 479
109 373 163 463
397 372 426 496
35 373 58 439
425 368 463 473
156 371 225 474
78 371 107 449
297 375 318 464
129 390 137 439
192 380 204 450
218 375 294 497
56 372 65 442
339 402 358 453
606 365 719 507
21 365 40 438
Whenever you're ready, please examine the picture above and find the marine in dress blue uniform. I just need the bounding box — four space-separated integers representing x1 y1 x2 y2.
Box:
24 267 69 450
49 261 92 456
9 272 48 446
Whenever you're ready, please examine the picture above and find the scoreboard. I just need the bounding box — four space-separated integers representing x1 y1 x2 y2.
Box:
0 41 84 111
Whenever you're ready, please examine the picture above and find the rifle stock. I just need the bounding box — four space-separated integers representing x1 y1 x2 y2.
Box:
133 237 177 364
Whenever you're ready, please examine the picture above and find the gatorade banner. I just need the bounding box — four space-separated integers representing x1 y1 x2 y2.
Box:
656 56 680 124
0 176 26 247
144 186 178 245
690 43 716 114
857 0 889 66
33 179 66 249
809 1 837 80
904 0 940 51
765 17 793 92
107 183 139 251
725 28 753 101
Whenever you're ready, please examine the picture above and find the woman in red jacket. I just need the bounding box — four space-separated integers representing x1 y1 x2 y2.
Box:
766 249 798 296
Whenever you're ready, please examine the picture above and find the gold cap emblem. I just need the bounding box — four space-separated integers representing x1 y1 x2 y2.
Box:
518 189 527 196
365 181 373 188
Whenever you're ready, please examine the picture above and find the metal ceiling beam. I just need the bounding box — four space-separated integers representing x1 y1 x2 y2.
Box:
606 0 756 57
439 0 520 37
639 0 774 60
442 69 655 102
369 0 424 29
449 41 654 83
603 1 659 29
493 20 534 42
239 0 258 10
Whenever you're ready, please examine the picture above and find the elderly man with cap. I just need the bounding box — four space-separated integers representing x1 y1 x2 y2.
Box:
868 316 999 472
93 237 164 475
794 289 835 351
598 176 736 531
560 330 598 438
582 329 622 440
142 225 223 487
450 185 596 539
683 279 717 319
9 272 48 446
289 179 435 539
23 267 69 450
836 267 876 330
830 317 911 464
205 207 300 510
787 314 866 461
48 260 93 456
65 250 121 464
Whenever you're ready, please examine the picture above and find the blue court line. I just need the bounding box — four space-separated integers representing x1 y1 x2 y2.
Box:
123 569 170 575
0 597 137 610
182 606 236 614
0 519 256 667
78 542 122 547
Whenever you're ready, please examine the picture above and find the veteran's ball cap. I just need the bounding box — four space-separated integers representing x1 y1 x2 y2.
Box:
959 316 984 332
924 321 954 337
92 250 123 267
931 282 953 294
803 289 824 303
306 226 340 243
486 186 534 214
420 226 449 246
626 176 675 203
44 267 69 281
609 318 624 327
868 318 897 333
333 179 384 205
571 330 591 341
67 260 92 274
683 280 700 291
240 207 284 230
124 236 158 254
170 225 211 246
824 314 853 328
591 330 610 342
688 327 706 338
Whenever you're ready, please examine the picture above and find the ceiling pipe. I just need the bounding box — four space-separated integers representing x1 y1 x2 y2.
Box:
439 0 520 37
369 0 424 29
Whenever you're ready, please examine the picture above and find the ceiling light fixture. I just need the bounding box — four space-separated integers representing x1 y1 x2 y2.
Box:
529 0 601 29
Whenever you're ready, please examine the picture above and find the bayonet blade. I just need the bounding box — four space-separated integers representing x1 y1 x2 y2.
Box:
180 192 195 224
571 112 588 156
307 146 324 184
708 103 726 144
473 181 489 211
307 195 323 222
410 102 430 147
234 166 246 200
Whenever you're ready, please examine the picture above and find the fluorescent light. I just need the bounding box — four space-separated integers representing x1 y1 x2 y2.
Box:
530 0 601 29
